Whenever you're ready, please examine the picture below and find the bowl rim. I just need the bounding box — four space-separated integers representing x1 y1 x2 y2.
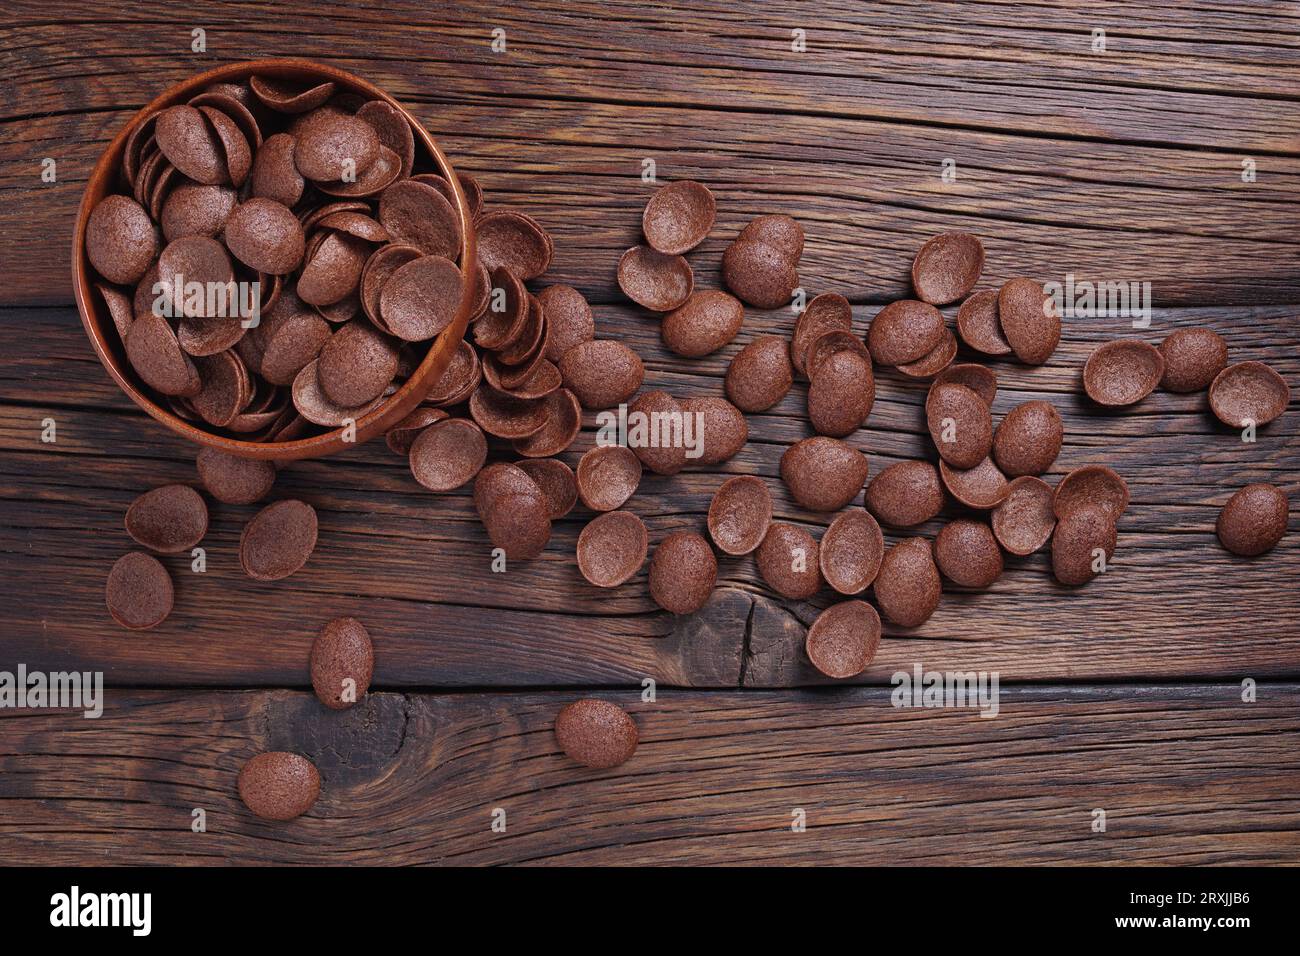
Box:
72 57 477 461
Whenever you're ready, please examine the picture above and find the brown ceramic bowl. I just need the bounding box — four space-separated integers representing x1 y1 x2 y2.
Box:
72 59 477 460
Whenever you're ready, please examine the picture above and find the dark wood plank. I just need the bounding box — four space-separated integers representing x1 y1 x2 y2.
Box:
2 303 1295 687
1 686 1296 865
0 0 1298 869
2 1 1299 305
6 1 1298 147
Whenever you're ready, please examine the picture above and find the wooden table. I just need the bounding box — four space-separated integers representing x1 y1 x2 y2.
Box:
1 1 1297 865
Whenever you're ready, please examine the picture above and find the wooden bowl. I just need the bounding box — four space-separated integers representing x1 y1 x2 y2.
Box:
72 59 476 461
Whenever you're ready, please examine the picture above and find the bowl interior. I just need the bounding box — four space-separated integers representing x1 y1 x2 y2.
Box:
73 58 476 460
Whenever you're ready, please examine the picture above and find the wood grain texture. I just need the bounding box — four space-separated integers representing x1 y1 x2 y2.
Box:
2 1 1299 306
0 0 1297 865
0 685 1296 865
2 303 1297 688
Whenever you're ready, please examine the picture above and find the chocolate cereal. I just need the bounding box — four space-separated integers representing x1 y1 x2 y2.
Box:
726 334 793 412
356 100 416 178
378 255 463 342
1051 505 1117 587
96 282 135 340
648 531 717 614
805 329 871 379
1158 328 1227 393
294 109 380 183
237 752 320 821
1054 465 1129 521
424 339 480 406
707 475 772 556
155 104 228 184
538 285 595 362
253 291 331 385
577 445 642 512
554 699 638 769
933 362 997 407
383 406 449 456
897 329 957 379
250 75 334 113
722 228 799 309
926 382 993 469
642 180 716 255
939 456 1011 510
806 600 881 679
317 319 399 406
1208 361 1290 428
933 519 1003 589
196 447 276 505
992 400 1063 477
1216 483 1288 557
819 510 884 595
627 390 688 475
874 537 941 628
189 351 251 427
291 359 384 427
475 210 553 281
791 293 852 377
1083 339 1165 407
992 476 1057 556
680 397 748 466
310 617 374 710
808 348 874 438
86 194 158 285
126 312 201 397
105 552 174 630
239 499 318 581
478 500 553 564
377 178 460 259
125 484 209 553
662 290 744 357
559 340 644 410
864 460 944 528
474 464 552 560
577 511 648 588
296 232 369 307
739 214 804 260
998 278 1059 365
250 133 304 206
911 232 983 306
617 245 694 312
468 385 547 440
955 289 1010 356
867 300 945 367
224 197 304 275
515 459 578 519
409 418 487 491
512 388 581 458
780 437 870 512
755 523 822 600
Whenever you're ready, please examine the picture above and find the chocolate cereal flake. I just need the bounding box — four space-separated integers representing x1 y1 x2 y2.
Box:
806 600 881 679
554 699 638 769
577 511 648 588
239 499 318 581
105 552 174 630
707 475 772 556
819 510 884 596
